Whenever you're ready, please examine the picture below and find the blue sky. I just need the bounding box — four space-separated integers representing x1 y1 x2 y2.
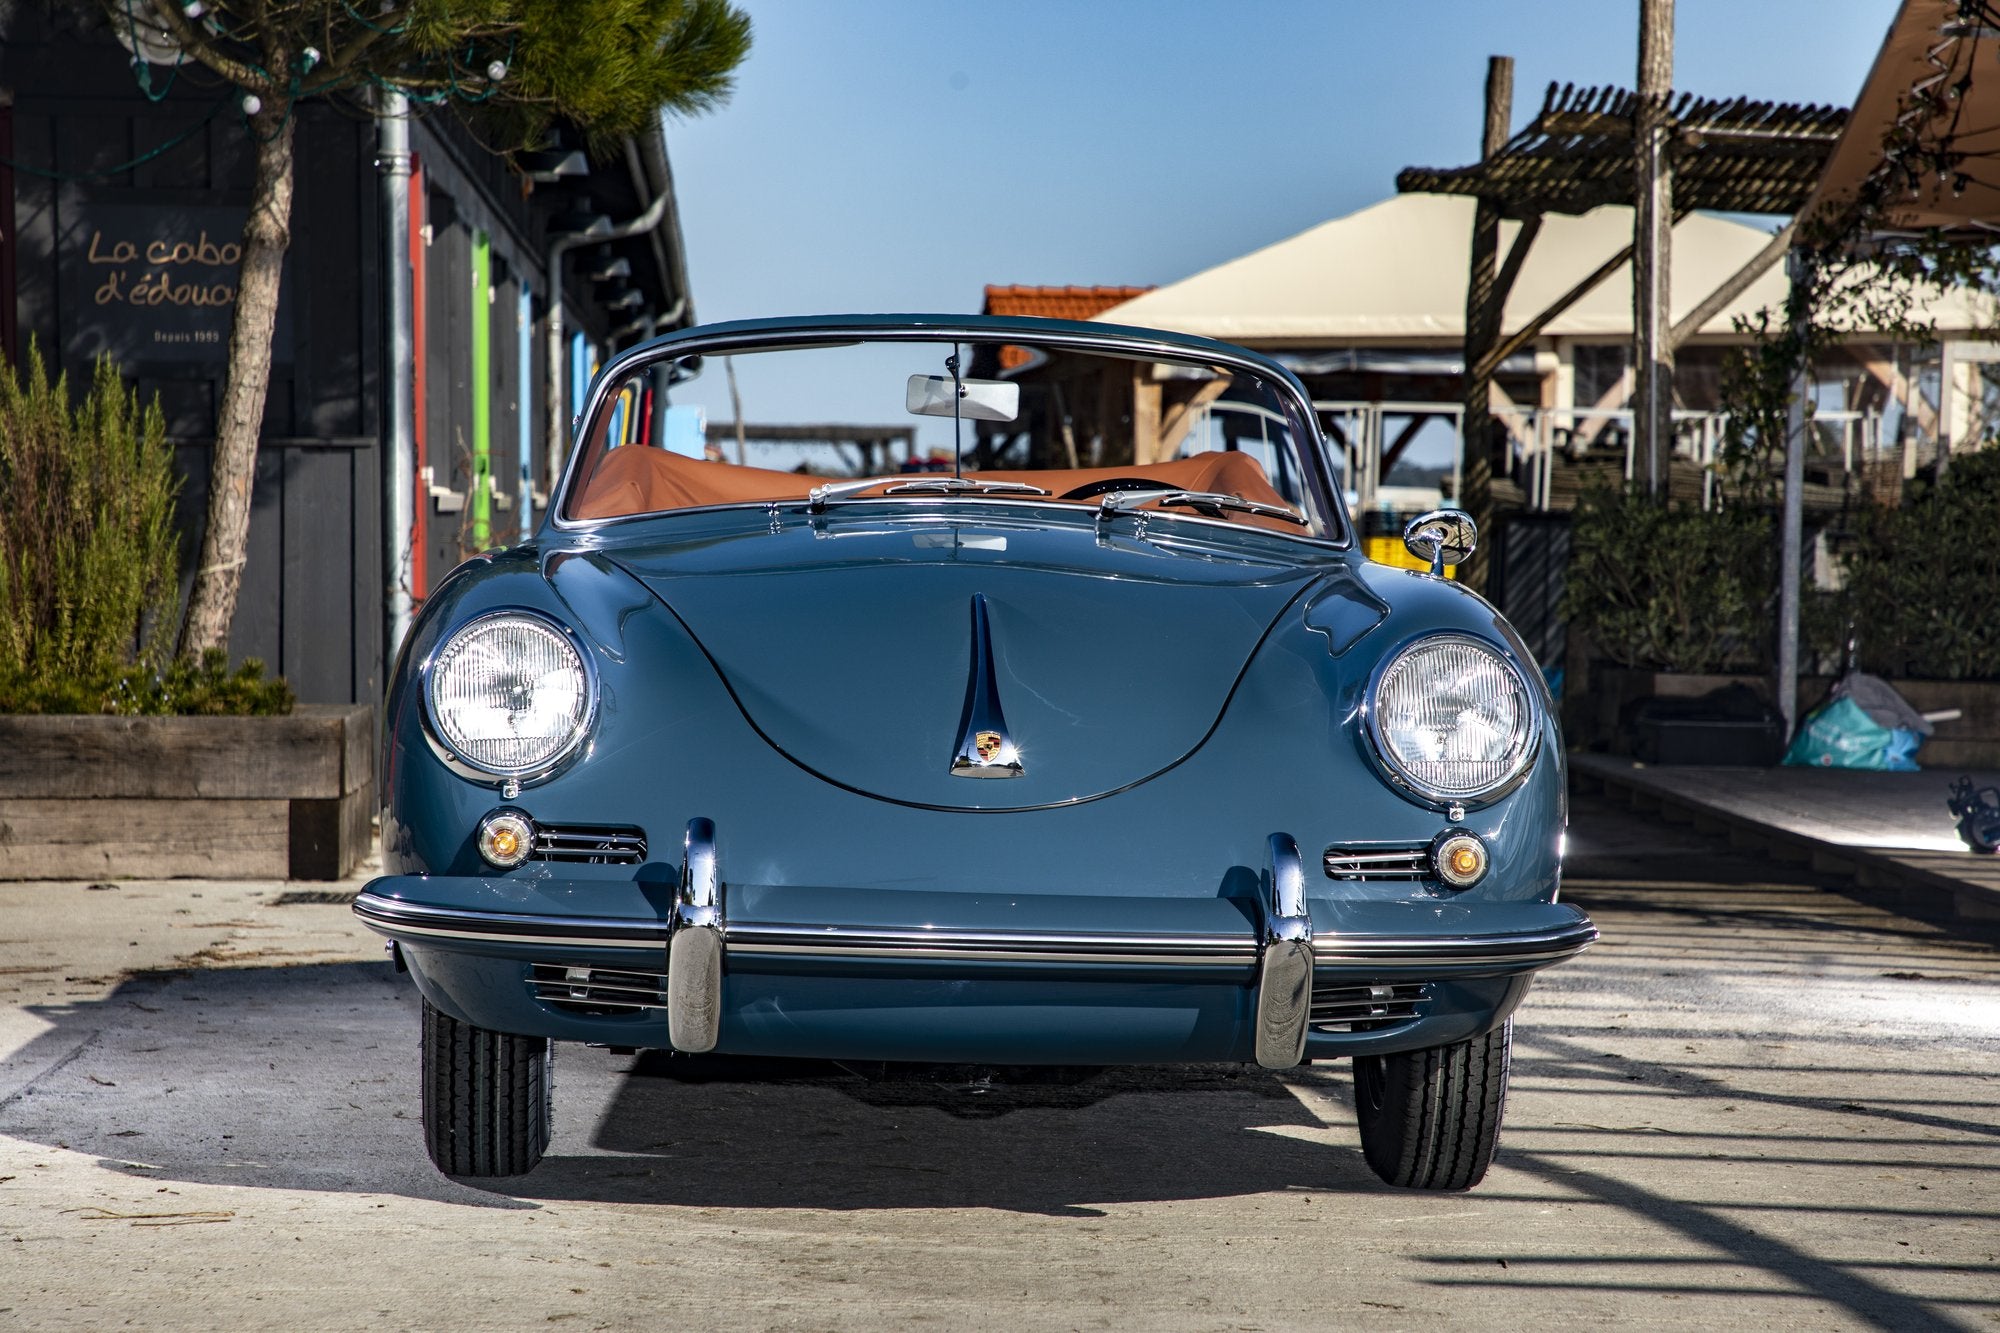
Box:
670 1 1892 317
658 1 1895 444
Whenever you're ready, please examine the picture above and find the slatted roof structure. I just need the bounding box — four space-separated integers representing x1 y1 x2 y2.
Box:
1398 82 1850 220
1392 69 1854 594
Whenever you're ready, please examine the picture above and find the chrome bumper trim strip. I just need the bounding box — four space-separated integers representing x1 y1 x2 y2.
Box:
1311 923 1599 969
354 894 674 948
726 922 1257 964
355 893 1596 971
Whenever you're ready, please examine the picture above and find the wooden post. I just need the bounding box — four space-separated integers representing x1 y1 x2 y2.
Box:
1458 55 1513 591
1131 367 1163 465
1634 0 1675 496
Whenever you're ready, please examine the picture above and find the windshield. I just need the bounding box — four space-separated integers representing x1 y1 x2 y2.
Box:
560 333 1340 539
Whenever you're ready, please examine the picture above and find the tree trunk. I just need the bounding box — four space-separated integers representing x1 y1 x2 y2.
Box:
179 102 295 657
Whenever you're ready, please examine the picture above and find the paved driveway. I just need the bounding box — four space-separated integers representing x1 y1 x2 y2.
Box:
1 796 1995 1330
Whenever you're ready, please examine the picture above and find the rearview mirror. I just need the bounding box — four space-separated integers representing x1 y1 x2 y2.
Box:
1402 508 1477 577
906 374 1020 423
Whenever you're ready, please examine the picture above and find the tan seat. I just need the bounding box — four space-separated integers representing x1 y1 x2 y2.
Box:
571 447 1301 530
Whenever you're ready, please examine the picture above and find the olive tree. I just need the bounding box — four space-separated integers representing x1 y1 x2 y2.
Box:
93 0 751 655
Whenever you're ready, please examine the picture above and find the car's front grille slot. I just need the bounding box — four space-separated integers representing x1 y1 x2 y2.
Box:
531 824 648 865
1310 982 1429 1032
1323 844 1431 881
528 963 668 1014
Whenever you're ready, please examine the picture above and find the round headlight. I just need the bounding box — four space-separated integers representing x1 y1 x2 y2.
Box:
426 614 591 777
1368 635 1536 803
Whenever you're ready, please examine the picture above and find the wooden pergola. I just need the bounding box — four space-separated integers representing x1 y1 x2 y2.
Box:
1395 71 1847 586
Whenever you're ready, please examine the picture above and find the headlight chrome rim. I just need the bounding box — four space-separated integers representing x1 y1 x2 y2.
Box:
1363 632 1540 808
421 610 597 782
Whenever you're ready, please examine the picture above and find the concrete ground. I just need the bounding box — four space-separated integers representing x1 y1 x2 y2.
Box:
1574 755 2000 929
1 796 1996 1331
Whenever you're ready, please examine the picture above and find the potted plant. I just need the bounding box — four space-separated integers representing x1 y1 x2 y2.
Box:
0 345 370 879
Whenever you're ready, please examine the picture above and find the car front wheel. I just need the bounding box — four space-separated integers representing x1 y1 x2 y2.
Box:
420 998 552 1177
1353 1018 1511 1190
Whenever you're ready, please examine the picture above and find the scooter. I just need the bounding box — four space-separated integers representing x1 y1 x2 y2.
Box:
1947 776 2000 854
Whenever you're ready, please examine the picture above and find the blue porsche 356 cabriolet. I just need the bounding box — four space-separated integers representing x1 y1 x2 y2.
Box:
356 314 1595 1190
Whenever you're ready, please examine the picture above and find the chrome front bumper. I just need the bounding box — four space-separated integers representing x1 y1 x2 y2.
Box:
354 819 1598 1070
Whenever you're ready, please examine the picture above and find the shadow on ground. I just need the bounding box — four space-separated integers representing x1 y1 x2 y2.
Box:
0 960 1376 1215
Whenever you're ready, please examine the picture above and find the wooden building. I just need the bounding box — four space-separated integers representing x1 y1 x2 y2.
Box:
0 8 691 705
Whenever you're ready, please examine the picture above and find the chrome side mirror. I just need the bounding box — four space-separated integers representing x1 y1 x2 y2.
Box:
1402 509 1477 577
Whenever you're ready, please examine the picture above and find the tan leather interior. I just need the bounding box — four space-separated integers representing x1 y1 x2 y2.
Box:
570 446 1301 529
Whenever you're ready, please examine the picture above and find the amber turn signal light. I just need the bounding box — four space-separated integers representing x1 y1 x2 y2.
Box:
478 811 535 868
1431 831 1488 889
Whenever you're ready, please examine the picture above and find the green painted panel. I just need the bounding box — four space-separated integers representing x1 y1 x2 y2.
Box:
470 231 492 547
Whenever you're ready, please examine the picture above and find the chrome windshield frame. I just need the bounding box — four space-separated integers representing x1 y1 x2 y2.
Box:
547 315 1355 549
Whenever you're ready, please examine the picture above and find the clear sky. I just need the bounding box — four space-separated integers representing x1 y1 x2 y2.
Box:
670 1 1892 315
658 0 1897 446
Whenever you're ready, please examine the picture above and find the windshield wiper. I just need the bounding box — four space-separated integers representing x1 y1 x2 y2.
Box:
883 477 1048 497
806 476 1048 511
1096 489 1306 526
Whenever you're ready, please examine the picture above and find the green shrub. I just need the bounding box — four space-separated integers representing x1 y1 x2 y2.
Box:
0 342 291 714
1562 486 1776 673
0 648 294 716
1837 445 2000 680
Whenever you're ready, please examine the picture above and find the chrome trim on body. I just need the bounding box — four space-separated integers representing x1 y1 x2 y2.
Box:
548 316 1352 549
1311 921 1598 969
354 893 676 949
1323 844 1432 880
667 817 724 1052
1255 833 1315 1069
948 593 1024 779
728 922 1259 966
354 894 1596 972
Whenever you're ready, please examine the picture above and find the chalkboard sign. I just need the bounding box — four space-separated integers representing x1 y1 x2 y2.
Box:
61 204 293 364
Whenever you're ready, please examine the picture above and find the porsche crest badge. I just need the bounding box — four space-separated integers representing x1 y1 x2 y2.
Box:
949 594 1025 778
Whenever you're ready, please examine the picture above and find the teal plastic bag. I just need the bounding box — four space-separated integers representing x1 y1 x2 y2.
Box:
1782 696 1921 771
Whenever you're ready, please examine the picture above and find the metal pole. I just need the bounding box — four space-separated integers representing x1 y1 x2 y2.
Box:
1777 248 1810 741
377 87 415 680
1937 338 1957 479
1634 0 1675 496
544 177 676 495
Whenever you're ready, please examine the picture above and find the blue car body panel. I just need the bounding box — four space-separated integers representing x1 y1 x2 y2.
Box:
361 315 1591 1070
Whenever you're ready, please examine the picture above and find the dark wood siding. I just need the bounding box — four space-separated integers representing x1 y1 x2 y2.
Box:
2 11 659 705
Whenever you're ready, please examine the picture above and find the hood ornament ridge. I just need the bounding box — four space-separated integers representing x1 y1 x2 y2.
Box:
949 593 1024 779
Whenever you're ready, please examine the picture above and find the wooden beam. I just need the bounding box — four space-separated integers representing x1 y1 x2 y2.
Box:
1158 379 1231 462
1458 53 1516 592
1131 370 1164 465
1477 207 1693 380
1668 217 1796 350
1494 216 1544 313
1478 241 1631 380
1379 414 1430 477
1633 0 1676 494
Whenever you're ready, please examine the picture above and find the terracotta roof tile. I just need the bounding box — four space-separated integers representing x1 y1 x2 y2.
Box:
981 285 1155 321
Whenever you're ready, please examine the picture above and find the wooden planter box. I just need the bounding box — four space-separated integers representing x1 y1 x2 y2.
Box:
1569 665 2000 768
0 704 373 881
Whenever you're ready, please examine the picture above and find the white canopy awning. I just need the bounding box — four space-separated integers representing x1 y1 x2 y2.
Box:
1096 193 1989 345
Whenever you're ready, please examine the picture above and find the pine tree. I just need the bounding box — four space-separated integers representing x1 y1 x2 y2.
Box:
89 0 751 655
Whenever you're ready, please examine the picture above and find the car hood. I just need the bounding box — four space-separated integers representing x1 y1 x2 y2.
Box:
600 509 1330 810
